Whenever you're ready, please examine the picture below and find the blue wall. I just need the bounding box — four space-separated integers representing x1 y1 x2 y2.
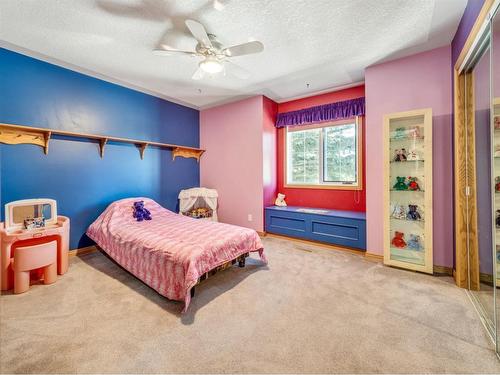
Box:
0 48 200 249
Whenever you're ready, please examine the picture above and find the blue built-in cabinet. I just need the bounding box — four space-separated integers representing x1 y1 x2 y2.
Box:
265 206 366 250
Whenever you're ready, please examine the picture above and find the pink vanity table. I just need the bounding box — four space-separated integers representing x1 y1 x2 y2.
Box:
0 199 70 292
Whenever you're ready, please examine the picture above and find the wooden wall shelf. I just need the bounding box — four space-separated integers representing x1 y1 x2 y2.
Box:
0 123 205 162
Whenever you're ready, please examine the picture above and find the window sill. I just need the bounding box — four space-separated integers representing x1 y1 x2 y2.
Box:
284 184 363 191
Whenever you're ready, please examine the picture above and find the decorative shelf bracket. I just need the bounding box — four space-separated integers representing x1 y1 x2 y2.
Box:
172 147 205 162
99 138 108 158
0 123 205 162
138 143 148 160
0 124 49 152
43 131 51 155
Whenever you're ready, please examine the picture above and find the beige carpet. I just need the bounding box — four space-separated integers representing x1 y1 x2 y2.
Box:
1 236 499 374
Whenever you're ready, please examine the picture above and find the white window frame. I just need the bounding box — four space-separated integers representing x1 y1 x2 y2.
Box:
284 116 363 190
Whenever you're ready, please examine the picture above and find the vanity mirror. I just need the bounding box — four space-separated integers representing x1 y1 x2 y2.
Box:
5 198 58 232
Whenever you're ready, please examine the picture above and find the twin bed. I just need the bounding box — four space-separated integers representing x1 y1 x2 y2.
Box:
86 198 266 312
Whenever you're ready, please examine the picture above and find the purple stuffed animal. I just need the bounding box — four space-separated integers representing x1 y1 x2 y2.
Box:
133 200 152 221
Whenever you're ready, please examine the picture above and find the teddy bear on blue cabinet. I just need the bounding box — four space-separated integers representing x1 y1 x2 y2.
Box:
406 204 421 221
133 200 152 221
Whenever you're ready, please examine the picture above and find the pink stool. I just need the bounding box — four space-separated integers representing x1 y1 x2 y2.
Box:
12 240 57 294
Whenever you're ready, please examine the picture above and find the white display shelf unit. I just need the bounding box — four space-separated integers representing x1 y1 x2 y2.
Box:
383 108 433 274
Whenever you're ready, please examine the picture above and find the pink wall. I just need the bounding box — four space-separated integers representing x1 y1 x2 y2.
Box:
200 96 277 232
200 96 264 231
365 46 454 267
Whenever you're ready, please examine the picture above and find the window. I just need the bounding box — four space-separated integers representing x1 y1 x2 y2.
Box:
285 118 362 189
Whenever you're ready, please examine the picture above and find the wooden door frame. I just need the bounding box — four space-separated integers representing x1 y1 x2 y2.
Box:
454 0 496 289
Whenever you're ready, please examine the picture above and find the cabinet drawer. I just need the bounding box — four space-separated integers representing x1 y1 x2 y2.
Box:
265 206 366 250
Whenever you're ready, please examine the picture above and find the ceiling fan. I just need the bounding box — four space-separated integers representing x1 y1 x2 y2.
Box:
153 19 264 80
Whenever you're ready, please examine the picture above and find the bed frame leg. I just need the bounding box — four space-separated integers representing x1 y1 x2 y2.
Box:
238 257 246 268
190 287 195 298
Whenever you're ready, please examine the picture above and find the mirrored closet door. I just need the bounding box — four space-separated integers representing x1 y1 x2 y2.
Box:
466 35 494 333
493 6 500 354
457 3 500 351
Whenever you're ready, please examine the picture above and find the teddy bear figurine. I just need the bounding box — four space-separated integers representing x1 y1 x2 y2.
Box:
393 176 408 190
391 203 406 220
406 204 422 221
393 127 407 140
133 200 152 221
391 231 407 248
495 116 500 130
408 126 421 139
275 193 287 207
407 149 419 161
393 148 407 162
407 234 423 251
407 177 420 191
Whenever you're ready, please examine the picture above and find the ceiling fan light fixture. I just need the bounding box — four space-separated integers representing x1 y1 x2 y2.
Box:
213 0 225 11
199 56 224 74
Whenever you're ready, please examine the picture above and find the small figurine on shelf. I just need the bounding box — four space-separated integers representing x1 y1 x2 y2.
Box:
407 149 419 161
494 116 500 130
496 210 500 228
407 176 421 191
406 204 422 221
391 231 407 248
275 193 287 207
407 234 423 251
393 127 407 140
495 177 500 192
393 176 408 190
393 148 407 162
391 203 407 220
408 126 421 139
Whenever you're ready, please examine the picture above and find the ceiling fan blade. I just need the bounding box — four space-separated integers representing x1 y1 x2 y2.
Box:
225 60 251 79
185 19 213 48
192 67 205 80
152 48 195 56
223 41 264 57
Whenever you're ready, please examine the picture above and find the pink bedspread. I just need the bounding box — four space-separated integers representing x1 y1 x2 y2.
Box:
86 198 266 312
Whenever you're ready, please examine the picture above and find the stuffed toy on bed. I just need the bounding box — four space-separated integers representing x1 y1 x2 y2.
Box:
133 200 152 221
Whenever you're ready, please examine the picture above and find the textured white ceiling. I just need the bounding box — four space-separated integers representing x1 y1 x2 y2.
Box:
0 0 466 109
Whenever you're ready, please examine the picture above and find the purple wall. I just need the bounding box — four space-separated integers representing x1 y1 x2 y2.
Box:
452 0 487 64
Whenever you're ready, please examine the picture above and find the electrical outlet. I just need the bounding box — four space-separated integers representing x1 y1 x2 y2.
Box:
247 214 253 222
